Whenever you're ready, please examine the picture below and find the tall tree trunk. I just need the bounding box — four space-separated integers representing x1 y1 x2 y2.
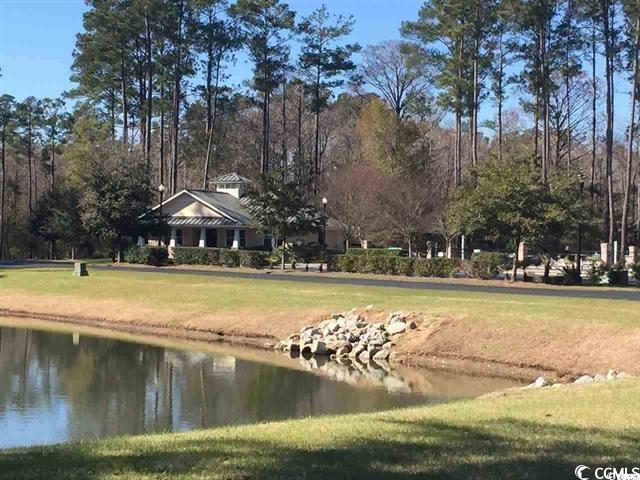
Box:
170 0 185 195
50 128 56 191
261 48 270 175
120 48 129 147
160 82 165 190
497 32 504 162
0 128 5 258
603 0 615 248
591 22 597 203
145 12 153 167
621 18 640 261
313 61 321 194
471 37 479 167
454 36 463 186
27 114 33 216
281 79 287 181
203 55 222 189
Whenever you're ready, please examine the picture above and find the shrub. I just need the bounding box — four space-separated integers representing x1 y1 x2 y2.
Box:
414 258 460 278
124 245 168 266
346 248 402 257
588 262 608 284
333 254 363 273
219 249 240 267
607 263 629 286
173 247 267 269
238 250 269 269
633 262 640 282
172 246 220 265
395 257 414 276
465 251 506 279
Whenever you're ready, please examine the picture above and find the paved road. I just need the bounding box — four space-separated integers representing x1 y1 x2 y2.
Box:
3 260 640 301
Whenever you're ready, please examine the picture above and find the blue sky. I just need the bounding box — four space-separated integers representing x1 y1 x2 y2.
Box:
0 0 632 136
0 0 418 99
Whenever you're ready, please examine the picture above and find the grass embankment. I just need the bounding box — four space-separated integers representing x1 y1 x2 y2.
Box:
2 267 640 378
1 379 638 479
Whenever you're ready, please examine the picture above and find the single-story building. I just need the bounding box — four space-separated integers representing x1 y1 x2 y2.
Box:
138 173 345 253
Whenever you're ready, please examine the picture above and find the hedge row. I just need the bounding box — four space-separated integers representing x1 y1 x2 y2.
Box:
172 246 269 269
329 254 460 277
345 248 402 257
124 245 168 266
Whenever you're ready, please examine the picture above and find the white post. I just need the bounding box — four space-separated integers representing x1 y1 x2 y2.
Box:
199 228 206 248
137 236 144 246
614 240 618 264
232 228 240 249
169 228 177 247
461 235 466 260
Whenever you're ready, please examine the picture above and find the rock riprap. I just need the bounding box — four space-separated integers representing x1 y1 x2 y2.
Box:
275 310 418 364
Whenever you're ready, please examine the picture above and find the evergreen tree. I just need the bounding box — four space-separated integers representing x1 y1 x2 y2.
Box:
297 5 359 193
230 0 295 174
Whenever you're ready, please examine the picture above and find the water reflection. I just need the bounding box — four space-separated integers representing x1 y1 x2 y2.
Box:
0 321 521 449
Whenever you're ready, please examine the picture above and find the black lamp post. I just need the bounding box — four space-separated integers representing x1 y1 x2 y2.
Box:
576 173 584 283
321 197 328 272
158 184 165 246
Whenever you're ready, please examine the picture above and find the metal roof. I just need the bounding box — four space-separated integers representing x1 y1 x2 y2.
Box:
165 217 237 227
187 190 254 225
211 173 253 184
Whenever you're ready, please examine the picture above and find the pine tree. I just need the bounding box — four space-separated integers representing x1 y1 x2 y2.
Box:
297 5 359 194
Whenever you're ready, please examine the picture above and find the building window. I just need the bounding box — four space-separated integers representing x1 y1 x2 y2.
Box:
226 229 234 247
206 229 217 247
239 229 246 248
175 229 183 246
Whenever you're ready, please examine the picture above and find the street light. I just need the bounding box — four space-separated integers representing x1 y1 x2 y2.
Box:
576 173 584 284
321 197 328 272
158 184 165 246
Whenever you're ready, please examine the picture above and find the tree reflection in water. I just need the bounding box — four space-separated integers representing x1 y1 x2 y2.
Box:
0 324 443 449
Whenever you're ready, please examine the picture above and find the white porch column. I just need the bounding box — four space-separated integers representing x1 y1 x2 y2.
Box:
199 228 207 247
137 236 145 246
232 228 240 249
460 235 466 260
169 228 177 247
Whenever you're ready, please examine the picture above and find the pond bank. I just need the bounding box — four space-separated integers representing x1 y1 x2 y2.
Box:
2 378 639 480
3 267 640 382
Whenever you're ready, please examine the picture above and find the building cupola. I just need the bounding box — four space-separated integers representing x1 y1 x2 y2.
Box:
210 173 253 198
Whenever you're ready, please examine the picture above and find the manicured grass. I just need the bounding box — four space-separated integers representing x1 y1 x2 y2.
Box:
2 267 640 327
1 379 638 479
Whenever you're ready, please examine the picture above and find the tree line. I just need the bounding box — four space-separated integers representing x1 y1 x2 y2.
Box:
1 0 640 261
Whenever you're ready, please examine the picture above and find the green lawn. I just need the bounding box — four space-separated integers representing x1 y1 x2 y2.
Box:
2 267 640 328
1 379 638 479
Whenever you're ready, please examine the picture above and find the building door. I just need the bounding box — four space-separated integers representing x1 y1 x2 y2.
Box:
206 229 217 247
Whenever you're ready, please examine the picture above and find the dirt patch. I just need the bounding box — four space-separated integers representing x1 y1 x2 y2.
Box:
2 291 639 381
391 314 640 381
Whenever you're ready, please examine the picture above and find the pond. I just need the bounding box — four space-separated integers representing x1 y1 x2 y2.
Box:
0 317 522 449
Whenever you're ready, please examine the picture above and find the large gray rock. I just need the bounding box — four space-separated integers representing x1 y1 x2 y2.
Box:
524 376 549 388
311 340 331 355
327 340 350 352
359 348 379 362
574 375 594 385
387 321 406 335
336 346 351 357
349 344 367 358
286 340 300 352
372 349 391 361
